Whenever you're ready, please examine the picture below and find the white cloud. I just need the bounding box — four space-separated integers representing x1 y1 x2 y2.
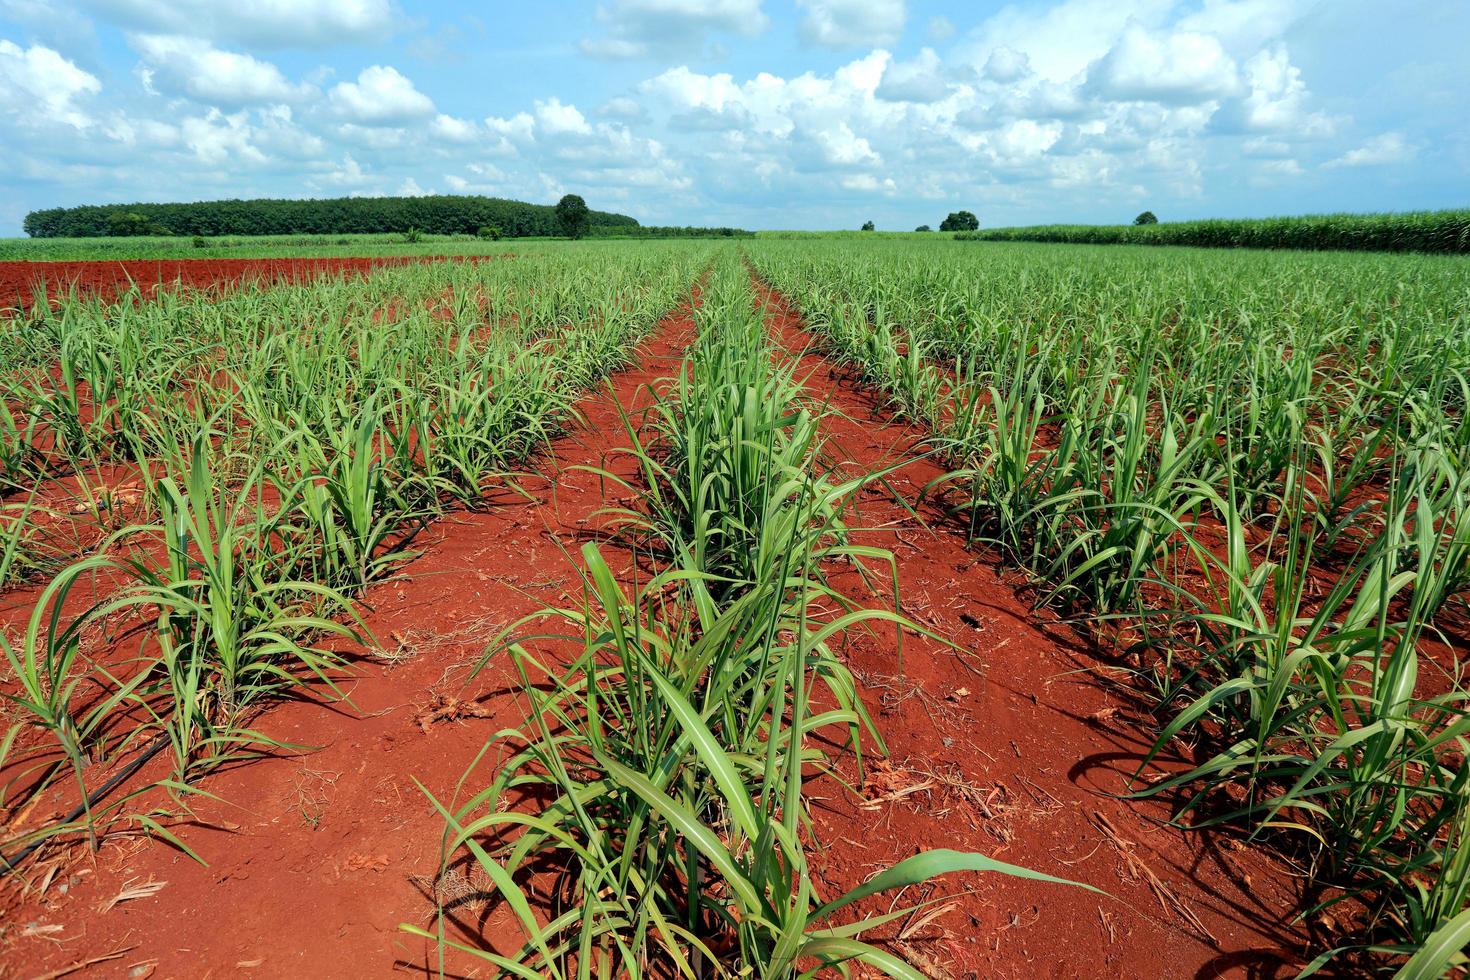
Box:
982 46 1031 83
316 153 372 188
1325 132 1415 168
1088 27 1240 105
535 97 592 136
397 176 431 196
598 96 648 120
484 110 536 155
2 0 1456 236
812 120 879 166
963 0 1176 84
798 0 906 48
581 0 767 59
841 173 896 192
876 48 949 103
1222 46 1335 137
128 34 310 105
1242 135 1290 157
104 113 178 148
0 38 101 129
329 65 434 124
430 113 479 143
80 0 397 47
179 108 267 164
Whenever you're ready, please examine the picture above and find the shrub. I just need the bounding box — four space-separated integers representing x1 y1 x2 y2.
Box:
191 236 207 249
476 225 502 241
915 224 932 232
403 226 422 244
861 220 875 231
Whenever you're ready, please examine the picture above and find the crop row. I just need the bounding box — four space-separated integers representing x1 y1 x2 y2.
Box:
0 245 704 864
748 236 1470 975
956 208 1470 253
406 251 1092 976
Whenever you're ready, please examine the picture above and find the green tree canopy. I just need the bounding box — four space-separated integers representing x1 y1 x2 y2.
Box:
1134 210 1159 225
939 210 979 232
556 194 591 239
23 194 638 239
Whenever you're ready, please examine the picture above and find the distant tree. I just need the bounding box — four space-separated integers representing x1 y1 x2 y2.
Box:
1134 210 1159 225
939 210 979 232
106 210 165 236
556 194 591 239
915 224 932 232
477 225 502 240
861 220 875 231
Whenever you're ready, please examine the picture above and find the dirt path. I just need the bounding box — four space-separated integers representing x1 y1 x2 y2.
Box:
0 294 700 979
751 278 1310 978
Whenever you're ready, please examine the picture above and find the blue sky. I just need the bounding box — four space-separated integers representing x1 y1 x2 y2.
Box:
0 0 1465 234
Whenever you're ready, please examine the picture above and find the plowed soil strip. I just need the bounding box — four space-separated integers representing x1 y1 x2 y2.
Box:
751 278 1312 978
0 294 698 978
0 256 501 310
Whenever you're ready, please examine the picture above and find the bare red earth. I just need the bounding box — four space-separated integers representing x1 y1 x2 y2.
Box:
0 280 1314 978
0 257 495 310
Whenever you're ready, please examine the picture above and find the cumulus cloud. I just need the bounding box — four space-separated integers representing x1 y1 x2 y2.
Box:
876 48 950 103
0 0 1458 234
798 0 906 48
1218 46 1335 137
581 0 767 59
1088 27 1240 105
962 0 1174 84
598 96 648 120
982 46 1031 83
80 0 397 47
129 34 311 105
0 38 101 129
1325 132 1416 168
429 113 479 143
329 65 434 124
535 97 592 136
179 108 268 164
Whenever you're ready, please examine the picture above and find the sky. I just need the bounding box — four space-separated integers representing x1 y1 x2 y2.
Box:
0 0 1465 234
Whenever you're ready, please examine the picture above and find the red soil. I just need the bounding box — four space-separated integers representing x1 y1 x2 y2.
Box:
0 281 1313 978
0 256 496 310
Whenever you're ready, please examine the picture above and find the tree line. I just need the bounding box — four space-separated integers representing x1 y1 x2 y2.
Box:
23 195 642 239
954 209 1470 254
